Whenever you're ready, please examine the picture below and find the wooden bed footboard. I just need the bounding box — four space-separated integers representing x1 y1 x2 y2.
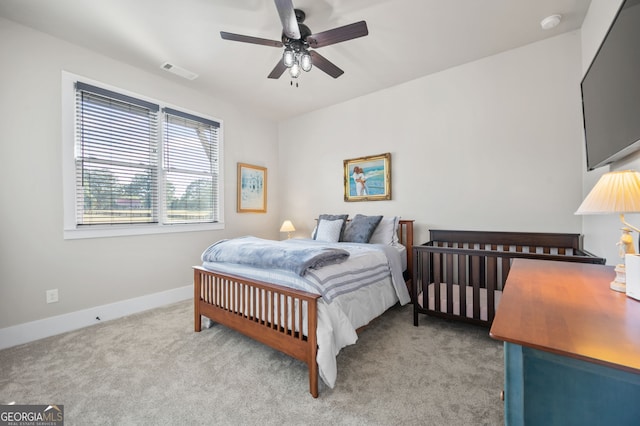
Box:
193 219 414 397
193 266 322 397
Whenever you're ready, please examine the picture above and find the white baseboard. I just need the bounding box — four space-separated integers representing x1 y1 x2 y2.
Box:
0 285 192 350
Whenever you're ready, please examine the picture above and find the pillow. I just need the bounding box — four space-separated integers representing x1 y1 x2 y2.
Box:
369 216 400 245
342 214 383 243
313 214 348 240
314 218 344 243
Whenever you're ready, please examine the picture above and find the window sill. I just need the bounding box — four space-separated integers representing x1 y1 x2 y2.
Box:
63 221 224 240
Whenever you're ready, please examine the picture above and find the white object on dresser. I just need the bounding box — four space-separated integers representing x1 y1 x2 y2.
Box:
624 253 640 301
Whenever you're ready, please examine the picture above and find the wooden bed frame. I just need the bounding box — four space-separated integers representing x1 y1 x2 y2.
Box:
194 219 414 398
413 230 605 327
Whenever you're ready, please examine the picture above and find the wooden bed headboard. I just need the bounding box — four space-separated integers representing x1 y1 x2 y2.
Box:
398 219 414 282
314 217 415 279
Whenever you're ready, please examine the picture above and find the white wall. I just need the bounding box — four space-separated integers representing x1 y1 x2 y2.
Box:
278 31 585 246
0 18 280 330
579 0 636 266
1 3 627 342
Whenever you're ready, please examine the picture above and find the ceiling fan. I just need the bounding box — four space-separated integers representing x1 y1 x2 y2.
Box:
220 0 368 80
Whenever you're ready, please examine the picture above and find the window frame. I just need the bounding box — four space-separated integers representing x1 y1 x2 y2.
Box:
62 71 225 239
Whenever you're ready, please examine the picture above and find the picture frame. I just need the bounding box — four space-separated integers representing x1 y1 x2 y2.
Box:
344 152 391 202
237 163 267 213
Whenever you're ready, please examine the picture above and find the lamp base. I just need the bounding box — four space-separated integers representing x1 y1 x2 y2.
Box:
611 264 627 293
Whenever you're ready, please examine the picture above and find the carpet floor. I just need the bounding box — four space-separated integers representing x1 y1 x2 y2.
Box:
0 300 504 425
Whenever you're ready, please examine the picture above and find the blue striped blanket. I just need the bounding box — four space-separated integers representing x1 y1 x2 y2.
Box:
201 236 350 276
202 239 408 304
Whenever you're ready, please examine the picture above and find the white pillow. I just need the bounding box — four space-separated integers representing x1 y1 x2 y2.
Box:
314 219 344 242
369 216 400 245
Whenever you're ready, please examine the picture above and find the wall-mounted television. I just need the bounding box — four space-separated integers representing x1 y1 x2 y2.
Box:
581 0 640 171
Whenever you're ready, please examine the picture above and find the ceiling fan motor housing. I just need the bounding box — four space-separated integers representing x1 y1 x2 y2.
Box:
282 16 311 46
294 9 306 23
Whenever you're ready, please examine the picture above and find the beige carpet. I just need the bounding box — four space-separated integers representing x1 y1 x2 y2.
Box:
0 301 504 425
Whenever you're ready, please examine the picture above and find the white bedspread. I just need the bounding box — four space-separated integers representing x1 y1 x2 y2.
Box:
201 240 410 388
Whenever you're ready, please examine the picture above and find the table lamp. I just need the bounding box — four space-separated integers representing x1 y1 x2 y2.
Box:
575 170 640 292
279 220 295 239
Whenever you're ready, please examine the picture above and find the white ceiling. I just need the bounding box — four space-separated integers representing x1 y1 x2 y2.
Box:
0 0 592 121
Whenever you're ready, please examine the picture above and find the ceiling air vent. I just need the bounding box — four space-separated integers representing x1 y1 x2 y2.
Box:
160 62 198 80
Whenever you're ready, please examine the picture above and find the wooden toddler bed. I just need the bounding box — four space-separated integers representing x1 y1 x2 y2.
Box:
194 218 414 398
412 230 605 327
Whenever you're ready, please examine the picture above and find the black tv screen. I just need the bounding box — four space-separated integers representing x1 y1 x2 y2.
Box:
581 0 640 170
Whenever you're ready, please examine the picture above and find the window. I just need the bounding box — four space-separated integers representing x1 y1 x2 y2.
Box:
63 73 224 238
163 108 220 224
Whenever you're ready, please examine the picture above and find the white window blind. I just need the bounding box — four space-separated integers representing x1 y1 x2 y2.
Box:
75 82 159 225
72 80 221 231
163 108 220 224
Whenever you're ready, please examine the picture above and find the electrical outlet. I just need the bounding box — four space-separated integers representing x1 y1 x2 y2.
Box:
46 289 59 304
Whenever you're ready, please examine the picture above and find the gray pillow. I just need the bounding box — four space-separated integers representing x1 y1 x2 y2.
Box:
313 214 348 240
314 219 344 242
342 214 383 243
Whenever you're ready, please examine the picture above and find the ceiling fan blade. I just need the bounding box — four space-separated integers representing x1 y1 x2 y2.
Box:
220 31 283 48
267 60 287 79
307 21 368 48
274 0 300 39
310 51 344 78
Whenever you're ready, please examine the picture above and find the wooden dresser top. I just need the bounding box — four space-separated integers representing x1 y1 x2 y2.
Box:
490 259 640 374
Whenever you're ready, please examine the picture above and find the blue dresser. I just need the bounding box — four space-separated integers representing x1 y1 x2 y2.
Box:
490 259 640 425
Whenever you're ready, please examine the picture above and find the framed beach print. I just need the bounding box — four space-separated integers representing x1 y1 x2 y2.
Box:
344 152 391 202
237 163 267 213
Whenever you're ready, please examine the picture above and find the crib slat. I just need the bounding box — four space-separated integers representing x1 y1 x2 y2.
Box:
434 252 442 313
459 254 467 318
471 255 481 320
502 258 511 290
487 256 497 321
445 253 454 315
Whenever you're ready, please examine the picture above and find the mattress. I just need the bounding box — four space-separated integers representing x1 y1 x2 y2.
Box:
395 243 407 271
417 283 503 322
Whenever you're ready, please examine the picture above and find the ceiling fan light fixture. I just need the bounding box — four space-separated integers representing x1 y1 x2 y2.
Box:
300 51 312 72
283 48 295 68
289 62 301 78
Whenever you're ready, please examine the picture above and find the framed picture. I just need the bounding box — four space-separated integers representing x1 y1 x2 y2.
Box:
237 163 267 213
344 152 391 202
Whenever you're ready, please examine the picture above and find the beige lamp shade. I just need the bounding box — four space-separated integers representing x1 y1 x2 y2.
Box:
575 170 640 215
279 220 295 233
575 170 640 293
